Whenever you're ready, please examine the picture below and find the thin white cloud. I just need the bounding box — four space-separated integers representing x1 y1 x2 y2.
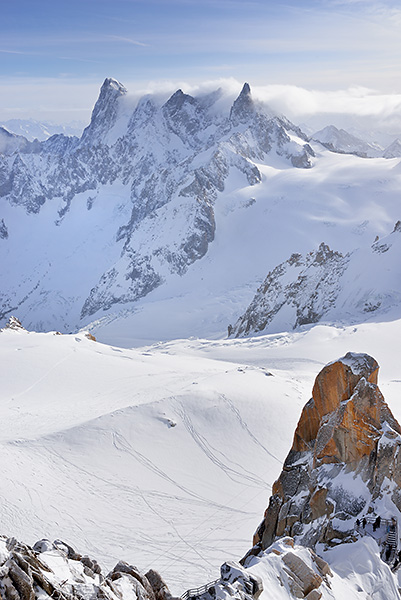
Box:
0 48 38 56
106 35 150 47
0 76 400 133
251 84 401 118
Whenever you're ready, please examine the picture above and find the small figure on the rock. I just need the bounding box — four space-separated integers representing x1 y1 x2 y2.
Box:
356 518 360 528
384 517 397 563
373 516 380 532
362 517 367 529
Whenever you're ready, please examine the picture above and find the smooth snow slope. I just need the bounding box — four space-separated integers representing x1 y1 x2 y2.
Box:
1 319 401 594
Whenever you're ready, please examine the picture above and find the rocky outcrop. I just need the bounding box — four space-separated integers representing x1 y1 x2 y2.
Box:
0 218 8 239
239 537 333 600
229 223 401 337
2 316 26 331
253 353 401 551
229 243 348 337
0 535 177 600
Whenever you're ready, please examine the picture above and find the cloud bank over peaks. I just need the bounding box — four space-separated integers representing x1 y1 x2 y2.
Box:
1 76 401 141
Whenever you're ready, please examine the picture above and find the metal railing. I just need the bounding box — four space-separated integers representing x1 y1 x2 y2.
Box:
181 579 220 600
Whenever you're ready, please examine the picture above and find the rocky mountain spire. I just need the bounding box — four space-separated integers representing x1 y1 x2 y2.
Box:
230 83 255 126
80 78 127 145
254 353 401 550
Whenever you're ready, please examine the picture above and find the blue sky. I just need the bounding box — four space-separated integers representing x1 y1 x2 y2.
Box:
1 0 401 123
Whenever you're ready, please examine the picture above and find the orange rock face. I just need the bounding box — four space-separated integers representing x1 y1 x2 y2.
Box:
256 352 401 550
291 353 392 467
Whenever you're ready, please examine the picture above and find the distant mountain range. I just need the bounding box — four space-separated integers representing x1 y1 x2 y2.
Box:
1 78 401 341
311 124 401 158
0 118 85 141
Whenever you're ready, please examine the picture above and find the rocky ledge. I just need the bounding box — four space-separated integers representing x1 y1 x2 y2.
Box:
0 535 178 600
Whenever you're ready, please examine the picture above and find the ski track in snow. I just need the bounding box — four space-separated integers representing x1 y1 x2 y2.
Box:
177 400 271 489
219 393 281 467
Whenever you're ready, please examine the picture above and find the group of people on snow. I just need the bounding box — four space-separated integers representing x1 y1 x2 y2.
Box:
355 515 400 568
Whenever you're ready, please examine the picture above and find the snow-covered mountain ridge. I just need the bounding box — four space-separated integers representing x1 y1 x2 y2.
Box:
2 77 401 342
0 78 321 335
229 222 401 337
0 118 85 141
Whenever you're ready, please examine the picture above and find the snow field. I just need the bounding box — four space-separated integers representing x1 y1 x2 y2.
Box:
2 317 401 595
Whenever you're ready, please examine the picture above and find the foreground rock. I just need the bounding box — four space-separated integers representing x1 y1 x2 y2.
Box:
0 535 178 600
253 352 401 552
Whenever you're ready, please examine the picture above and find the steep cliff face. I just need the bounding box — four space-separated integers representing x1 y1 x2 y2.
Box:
229 243 348 337
254 353 401 551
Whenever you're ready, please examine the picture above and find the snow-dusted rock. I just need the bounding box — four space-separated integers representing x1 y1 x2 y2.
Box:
0 127 32 156
383 138 401 158
254 353 401 555
0 218 8 239
0 535 175 600
230 221 401 337
185 560 263 600
229 243 348 337
2 316 26 331
312 125 382 158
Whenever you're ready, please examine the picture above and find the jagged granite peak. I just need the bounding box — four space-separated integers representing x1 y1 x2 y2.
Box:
163 88 197 112
253 353 401 552
128 94 158 131
230 82 255 126
161 88 219 149
80 77 127 145
229 243 348 337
